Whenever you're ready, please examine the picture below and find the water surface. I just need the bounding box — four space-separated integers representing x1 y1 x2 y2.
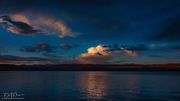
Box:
0 71 180 101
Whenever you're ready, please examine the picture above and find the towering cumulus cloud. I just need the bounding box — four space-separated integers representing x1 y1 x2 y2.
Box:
76 45 112 64
76 45 139 64
87 45 110 56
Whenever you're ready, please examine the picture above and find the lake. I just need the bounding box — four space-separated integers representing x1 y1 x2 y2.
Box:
0 71 180 101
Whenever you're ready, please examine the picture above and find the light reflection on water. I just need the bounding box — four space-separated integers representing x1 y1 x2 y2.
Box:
78 72 108 100
0 71 180 101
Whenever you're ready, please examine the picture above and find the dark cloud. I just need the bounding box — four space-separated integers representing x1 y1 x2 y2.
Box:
164 45 180 51
0 55 47 61
0 15 43 34
149 16 180 41
146 54 162 58
0 54 70 65
0 46 7 55
0 46 2 55
59 43 79 50
149 43 180 51
20 43 57 55
170 45 180 50
0 54 48 65
122 44 148 51
109 44 148 51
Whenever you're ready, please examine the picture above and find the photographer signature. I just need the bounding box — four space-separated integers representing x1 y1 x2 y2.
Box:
1 92 24 100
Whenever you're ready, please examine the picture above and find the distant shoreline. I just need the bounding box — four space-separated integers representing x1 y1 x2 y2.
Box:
0 64 180 71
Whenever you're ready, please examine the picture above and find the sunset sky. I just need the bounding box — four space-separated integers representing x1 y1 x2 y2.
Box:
0 0 180 65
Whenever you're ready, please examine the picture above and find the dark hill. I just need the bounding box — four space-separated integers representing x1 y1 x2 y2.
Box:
0 64 180 71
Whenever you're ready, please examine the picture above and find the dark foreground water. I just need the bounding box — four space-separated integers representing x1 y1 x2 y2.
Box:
0 71 180 101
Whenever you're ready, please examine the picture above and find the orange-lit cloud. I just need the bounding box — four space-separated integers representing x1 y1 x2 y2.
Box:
123 49 138 56
87 45 110 56
38 17 77 37
11 14 32 25
7 27 25 34
76 45 138 64
0 14 77 37
76 53 113 64
0 15 43 35
76 45 113 64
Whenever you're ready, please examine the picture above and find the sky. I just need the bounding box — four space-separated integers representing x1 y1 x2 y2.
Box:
0 0 180 65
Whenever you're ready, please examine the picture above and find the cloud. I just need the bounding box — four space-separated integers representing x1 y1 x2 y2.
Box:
0 54 67 65
0 54 48 65
0 45 8 55
76 45 113 64
110 44 148 51
115 44 148 57
1 0 179 41
122 44 148 51
0 54 46 61
0 0 122 40
76 44 141 64
11 14 32 25
109 44 149 57
76 53 113 64
148 43 180 51
123 49 137 57
37 17 77 37
0 15 43 34
146 54 162 58
20 42 57 55
0 14 77 37
59 43 79 50
87 45 110 56
0 47 3 55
